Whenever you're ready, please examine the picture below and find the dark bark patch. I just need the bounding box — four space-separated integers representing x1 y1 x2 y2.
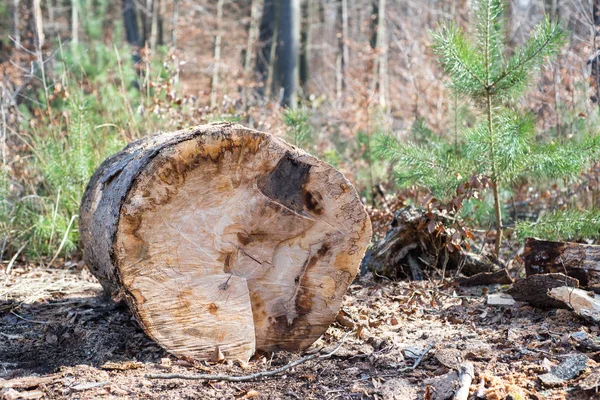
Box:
258 153 311 213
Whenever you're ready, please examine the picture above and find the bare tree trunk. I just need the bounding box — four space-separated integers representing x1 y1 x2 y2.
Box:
210 0 224 109
256 0 277 97
171 0 179 47
335 52 342 101
33 0 50 112
158 0 165 46
143 0 153 46
299 0 313 88
71 0 79 45
122 0 141 80
149 0 159 50
12 0 20 47
47 0 55 30
278 0 299 108
593 0 600 109
244 0 262 107
375 0 387 109
265 22 278 99
340 0 349 88
33 0 44 48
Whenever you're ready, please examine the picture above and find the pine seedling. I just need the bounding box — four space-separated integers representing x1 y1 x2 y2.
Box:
378 0 572 257
283 108 315 150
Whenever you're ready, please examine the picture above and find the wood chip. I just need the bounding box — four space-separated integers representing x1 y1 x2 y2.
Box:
71 381 109 391
548 287 600 323
100 361 143 371
0 374 60 389
486 293 515 306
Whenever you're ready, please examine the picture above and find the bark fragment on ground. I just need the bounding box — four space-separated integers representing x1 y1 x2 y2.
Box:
538 354 588 387
523 238 600 291
506 273 579 308
455 269 512 286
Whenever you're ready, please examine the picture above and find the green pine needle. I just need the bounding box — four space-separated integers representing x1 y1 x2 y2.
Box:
516 209 600 241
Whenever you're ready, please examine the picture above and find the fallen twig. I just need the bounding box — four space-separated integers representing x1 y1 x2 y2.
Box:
454 362 475 400
397 341 436 372
146 332 351 382
71 381 109 391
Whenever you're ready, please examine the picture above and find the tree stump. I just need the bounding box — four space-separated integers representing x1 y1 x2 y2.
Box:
79 123 371 362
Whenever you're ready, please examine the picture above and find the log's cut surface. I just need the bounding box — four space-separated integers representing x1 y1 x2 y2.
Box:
79 123 371 362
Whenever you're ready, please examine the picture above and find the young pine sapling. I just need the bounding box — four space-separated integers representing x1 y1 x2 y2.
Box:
376 0 599 258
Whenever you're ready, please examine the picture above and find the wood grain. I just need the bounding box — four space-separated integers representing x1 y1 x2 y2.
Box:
79 123 371 361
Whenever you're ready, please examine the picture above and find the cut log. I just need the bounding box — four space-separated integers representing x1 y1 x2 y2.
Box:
523 238 600 291
506 273 578 308
79 123 371 362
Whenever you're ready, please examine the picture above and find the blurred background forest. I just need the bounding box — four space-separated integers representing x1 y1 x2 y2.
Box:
1 0 600 264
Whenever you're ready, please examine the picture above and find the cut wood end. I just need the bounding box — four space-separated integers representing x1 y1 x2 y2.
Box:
82 124 371 362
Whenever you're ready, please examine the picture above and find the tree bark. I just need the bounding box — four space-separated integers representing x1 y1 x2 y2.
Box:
122 0 141 76
506 273 578 308
592 0 600 106
71 0 78 45
142 0 153 46
523 238 600 291
210 0 224 109
256 0 277 96
13 0 20 47
79 123 371 362
278 0 299 108
340 0 349 89
243 0 262 107
149 0 159 50
455 268 512 286
299 0 313 88
171 0 179 47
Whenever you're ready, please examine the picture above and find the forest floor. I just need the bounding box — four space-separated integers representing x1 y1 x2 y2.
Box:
1 265 600 399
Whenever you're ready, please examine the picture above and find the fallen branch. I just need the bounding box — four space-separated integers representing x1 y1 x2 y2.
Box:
146 332 351 382
455 269 512 286
454 362 475 400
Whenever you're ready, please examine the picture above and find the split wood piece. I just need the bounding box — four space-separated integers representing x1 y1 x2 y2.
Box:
506 273 578 308
362 206 499 279
549 286 600 324
455 269 512 286
0 374 60 389
523 238 600 291
79 123 371 362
